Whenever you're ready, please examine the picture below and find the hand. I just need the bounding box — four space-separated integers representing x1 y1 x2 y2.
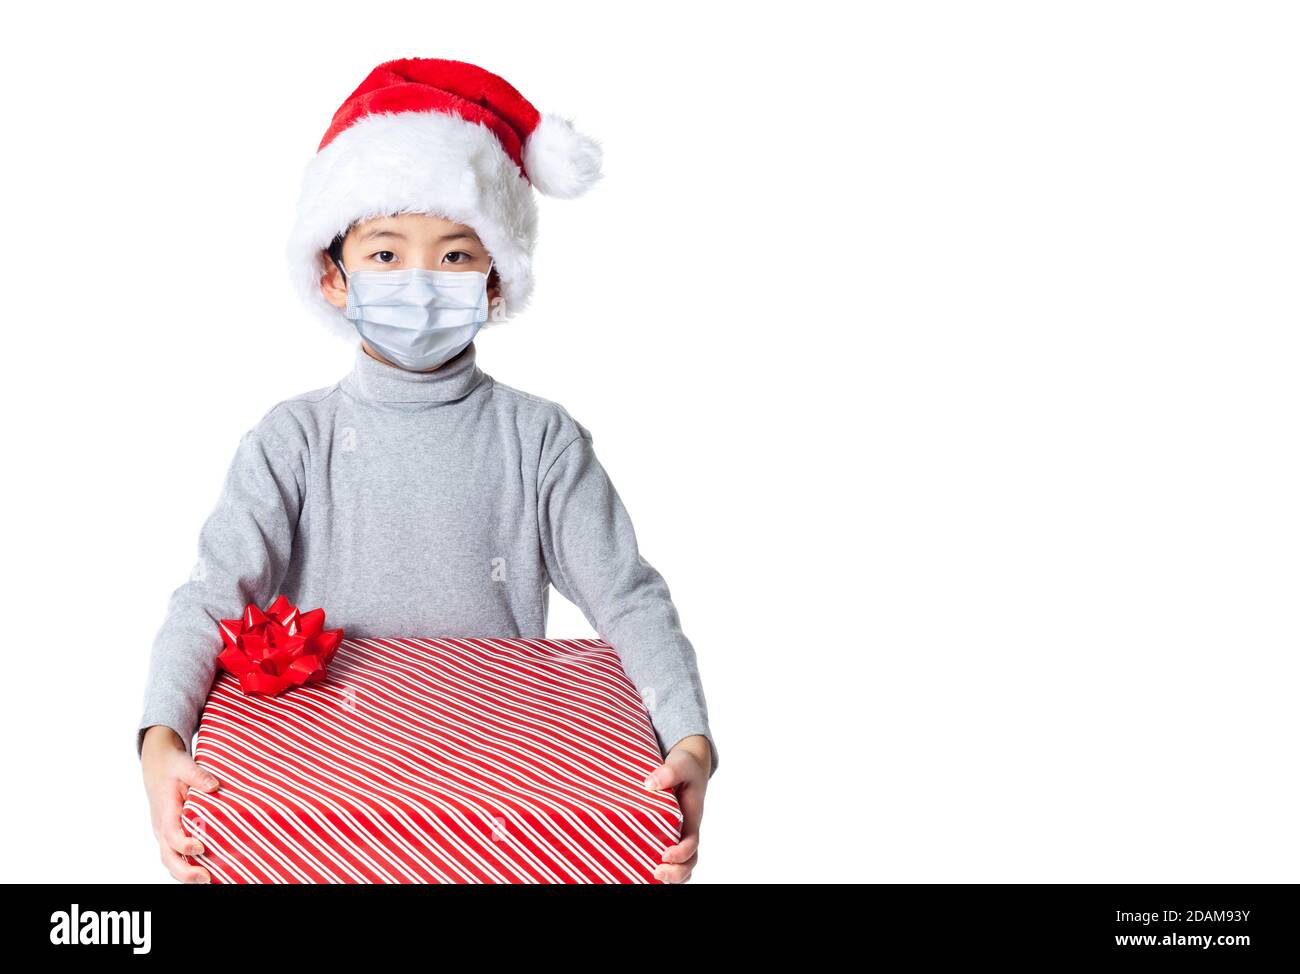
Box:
644 734 711 884
140 725 221 883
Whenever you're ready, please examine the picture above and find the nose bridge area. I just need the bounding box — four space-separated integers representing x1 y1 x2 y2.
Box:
396 240 440 272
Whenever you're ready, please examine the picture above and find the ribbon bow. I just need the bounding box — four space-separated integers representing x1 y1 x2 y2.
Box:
216 595 343 696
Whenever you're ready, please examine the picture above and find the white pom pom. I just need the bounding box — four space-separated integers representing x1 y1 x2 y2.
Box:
523 113 604 199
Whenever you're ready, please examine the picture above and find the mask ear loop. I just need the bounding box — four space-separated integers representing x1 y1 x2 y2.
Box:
333 256 348 288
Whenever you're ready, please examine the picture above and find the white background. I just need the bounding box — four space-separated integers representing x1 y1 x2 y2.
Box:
0 1 1296 883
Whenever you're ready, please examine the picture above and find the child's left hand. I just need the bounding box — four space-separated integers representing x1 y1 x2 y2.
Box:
644 734 712 883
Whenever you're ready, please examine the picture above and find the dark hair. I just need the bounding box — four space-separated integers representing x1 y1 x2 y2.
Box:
326 219 499 288
327 230 346 277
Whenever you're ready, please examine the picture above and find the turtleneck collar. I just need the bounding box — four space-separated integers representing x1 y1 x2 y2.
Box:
340 341 489 406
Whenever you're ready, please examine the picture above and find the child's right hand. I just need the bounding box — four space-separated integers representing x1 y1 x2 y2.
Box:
140 725 221 883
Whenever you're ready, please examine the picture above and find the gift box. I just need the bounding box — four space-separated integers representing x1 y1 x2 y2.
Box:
180 635 682 883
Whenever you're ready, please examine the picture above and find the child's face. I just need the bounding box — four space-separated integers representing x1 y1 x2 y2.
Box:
319 211 500 310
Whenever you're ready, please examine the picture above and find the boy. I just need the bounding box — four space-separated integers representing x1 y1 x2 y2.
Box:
137 58 718 884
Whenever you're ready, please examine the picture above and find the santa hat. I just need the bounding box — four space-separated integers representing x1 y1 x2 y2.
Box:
284 57 603 341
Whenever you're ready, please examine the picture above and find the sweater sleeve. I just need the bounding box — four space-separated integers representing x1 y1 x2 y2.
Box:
135 420 304 758
537 424 719 778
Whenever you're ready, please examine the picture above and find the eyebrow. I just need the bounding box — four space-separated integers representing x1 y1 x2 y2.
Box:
359 228 480 243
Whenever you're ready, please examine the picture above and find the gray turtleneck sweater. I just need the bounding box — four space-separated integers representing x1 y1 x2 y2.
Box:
135 342 718 776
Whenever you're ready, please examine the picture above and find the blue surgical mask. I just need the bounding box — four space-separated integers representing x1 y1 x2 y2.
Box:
339 259 494 371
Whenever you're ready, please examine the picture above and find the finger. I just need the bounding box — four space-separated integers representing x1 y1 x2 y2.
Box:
653 852 697 885
676 777 706 845
660 830 699 864
659 779 704 864
170 759 218 853
644 760 683 792
179 759 221 792
158 789 204 857
160 841 211 884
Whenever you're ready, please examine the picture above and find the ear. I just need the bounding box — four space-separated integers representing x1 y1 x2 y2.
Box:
487 268 508 323
319 253 346 309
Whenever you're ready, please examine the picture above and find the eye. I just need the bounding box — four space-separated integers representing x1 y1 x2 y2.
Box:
443 251 473 265
369 251 398 265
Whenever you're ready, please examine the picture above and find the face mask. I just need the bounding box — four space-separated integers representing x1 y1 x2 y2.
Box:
338 259 494 371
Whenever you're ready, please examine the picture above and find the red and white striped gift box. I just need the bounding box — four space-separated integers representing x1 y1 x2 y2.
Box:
180 636 682 883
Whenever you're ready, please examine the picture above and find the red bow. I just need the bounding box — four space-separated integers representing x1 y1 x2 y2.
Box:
216 595 343 696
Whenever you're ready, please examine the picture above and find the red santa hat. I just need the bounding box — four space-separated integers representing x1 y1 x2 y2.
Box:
285 57 603 340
